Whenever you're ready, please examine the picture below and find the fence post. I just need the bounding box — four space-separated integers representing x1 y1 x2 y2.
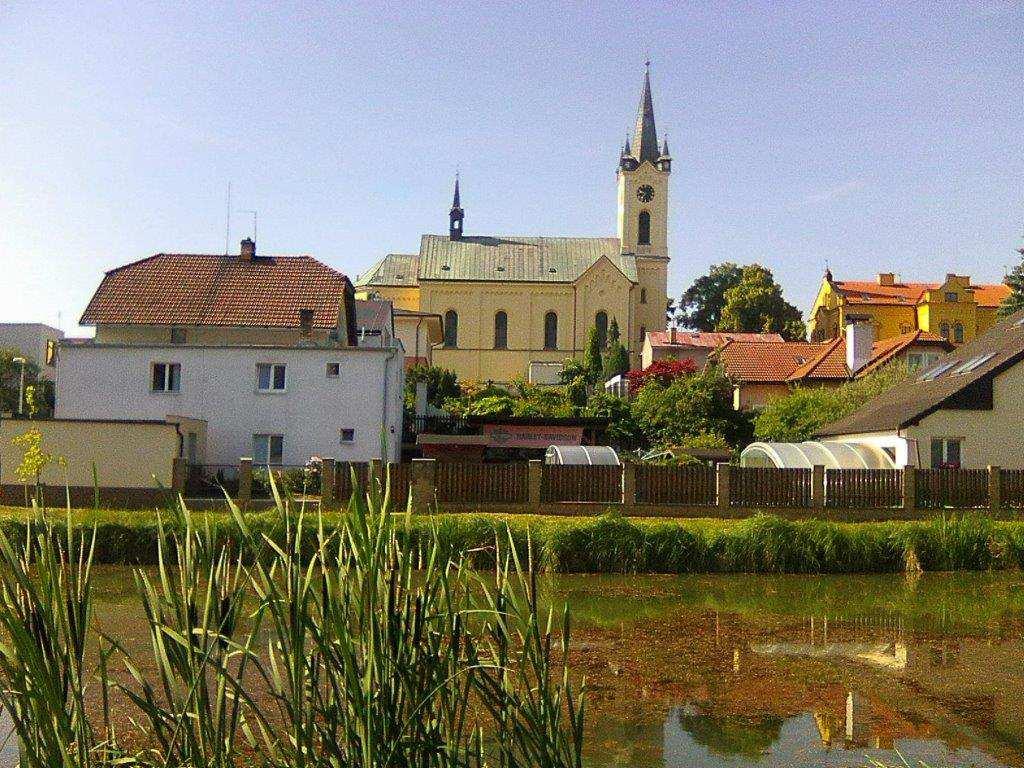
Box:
716 463 731 510
320 458 336 507
811 465 825 508
621 462 636 506
171 457 188 494
989 465 1002 512
902 467 917 514
410 458 437 514
528 460 543 511
238 457 252 507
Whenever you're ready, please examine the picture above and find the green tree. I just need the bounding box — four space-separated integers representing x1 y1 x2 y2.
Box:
753 362 909 443
584 391 644 449
677 263 743 331
559 358 592 409
998 243 1024 317
404 365 461 411
631 365 753 449
602 318 630 379
0 348 47 417
583 326 603 384
717 264 806 340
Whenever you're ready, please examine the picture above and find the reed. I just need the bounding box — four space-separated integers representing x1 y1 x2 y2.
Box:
0 472 586 767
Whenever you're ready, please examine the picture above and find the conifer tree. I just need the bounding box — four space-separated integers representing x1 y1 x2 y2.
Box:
583 326 603 384
602 318 630 379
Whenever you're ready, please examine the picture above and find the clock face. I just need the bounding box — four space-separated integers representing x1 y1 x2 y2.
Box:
636 185 654 203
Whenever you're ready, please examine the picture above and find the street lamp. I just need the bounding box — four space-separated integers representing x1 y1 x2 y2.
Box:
11 357 26 417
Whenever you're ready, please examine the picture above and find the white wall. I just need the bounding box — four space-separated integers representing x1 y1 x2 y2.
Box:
55 343 403 465
0 323 63 380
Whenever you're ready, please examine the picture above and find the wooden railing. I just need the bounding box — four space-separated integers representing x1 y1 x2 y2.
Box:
825 469 903 509
635 465 716 505
541 465 622 503
731 467 812 508
436 463 529 504
917 468 989 509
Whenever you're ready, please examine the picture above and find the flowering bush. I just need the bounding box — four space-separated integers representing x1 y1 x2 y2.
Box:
626 357 698 393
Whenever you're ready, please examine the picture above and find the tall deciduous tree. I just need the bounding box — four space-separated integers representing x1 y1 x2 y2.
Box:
998 243 1024 318
677 263 743 331
717 264 807 341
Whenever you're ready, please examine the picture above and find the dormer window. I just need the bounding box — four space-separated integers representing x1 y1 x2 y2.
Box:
299 309 314 336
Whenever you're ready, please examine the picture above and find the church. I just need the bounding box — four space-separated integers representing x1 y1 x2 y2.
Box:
356 66 671 384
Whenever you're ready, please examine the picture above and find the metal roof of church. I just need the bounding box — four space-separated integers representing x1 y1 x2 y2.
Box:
357 254 419 287
416 234 637 283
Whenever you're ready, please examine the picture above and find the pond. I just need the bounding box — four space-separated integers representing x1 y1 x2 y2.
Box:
8 570 1024 767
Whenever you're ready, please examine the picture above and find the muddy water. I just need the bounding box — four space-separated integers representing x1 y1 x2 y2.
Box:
544 573 1024 767
12 569 1021 767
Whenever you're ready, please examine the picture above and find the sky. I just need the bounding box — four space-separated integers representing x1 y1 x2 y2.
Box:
1 1 1022 334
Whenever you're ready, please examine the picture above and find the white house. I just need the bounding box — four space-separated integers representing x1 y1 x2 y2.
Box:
56 238 404 466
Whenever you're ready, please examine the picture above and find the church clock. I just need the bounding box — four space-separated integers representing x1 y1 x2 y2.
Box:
636 184 654 203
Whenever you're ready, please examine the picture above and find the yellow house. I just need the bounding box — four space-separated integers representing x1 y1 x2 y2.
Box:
807 271 1008 346
356 66 671 384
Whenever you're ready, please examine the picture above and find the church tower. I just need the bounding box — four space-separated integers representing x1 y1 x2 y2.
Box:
617 62 671 256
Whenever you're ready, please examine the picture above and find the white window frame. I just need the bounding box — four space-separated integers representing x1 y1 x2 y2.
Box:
253 434 284 465
256 362 287 392
151 362 181 393
931 437 963 469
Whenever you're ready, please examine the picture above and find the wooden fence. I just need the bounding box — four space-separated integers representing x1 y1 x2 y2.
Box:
541 465 622 503
635 465 716 505
825 469 903 509
1000 469 1024 508
731 467 812 508
437 463 529 504
917 468 989 509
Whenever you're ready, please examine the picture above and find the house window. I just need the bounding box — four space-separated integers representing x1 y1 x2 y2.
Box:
170 327 187 344
595 311 608 348
953 323 964 344
640 288 647 304
340 428 355 444
256 363 287 391
543 312 558 350
326 362 341 378
939 322 951 340
151 362 181 392
637 211 651 246
945 292 958 303
253 434 284 465
494 311 508 349
299 309 314 336
930 438 962 469
443 310 458 348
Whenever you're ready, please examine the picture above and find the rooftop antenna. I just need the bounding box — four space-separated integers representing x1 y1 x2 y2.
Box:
224 182 232 255
239 209 258 242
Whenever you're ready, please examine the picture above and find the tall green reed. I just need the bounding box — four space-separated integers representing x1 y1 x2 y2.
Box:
0 468 586 768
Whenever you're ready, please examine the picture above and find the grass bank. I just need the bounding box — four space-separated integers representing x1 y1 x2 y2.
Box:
2 505 1022 573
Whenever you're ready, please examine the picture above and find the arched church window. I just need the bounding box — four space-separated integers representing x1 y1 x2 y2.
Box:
638 211 651 246
444 310 459 348
494 311 508 349
939 322 950 340
544 312 558 350
595 311 608 348
639 325 647 344
953 323 964 343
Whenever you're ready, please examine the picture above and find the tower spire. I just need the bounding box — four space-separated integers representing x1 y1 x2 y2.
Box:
449 173 464 241
632 60 659 165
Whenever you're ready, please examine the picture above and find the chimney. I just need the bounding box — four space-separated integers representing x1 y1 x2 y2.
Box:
669 326 677 344
946 273 957 282
845 318 875 374
877 273 895 286
240 238 256 261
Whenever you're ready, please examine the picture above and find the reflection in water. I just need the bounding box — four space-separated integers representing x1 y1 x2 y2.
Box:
665 706 1006 767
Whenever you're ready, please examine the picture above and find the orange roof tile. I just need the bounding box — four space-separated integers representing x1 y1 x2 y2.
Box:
80 253 351 329
715 341 839 383
834 280 1009 308
855 330 952 377
647 330 783 349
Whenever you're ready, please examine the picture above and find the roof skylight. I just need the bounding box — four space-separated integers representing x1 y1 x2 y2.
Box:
953 352 995 375
919 360 957 381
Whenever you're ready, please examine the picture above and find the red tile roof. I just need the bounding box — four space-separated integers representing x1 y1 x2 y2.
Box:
715 331 953 384
80 253 351 329
834 280 1008 308
647 330 783 349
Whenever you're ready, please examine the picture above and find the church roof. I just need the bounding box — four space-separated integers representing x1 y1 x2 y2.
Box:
417 234 637 283
356 254 420 287
631 65 660 165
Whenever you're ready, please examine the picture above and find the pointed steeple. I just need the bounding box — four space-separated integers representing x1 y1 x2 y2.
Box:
449 173 464 241
631 61 659 165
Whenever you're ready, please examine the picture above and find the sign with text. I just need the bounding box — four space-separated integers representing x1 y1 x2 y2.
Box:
481 423 584 449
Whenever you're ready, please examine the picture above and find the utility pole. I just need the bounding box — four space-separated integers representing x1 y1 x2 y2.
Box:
12 357 26 417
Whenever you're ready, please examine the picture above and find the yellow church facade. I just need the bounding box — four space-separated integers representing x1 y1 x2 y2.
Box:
807 271 1009 346
356 67 670 384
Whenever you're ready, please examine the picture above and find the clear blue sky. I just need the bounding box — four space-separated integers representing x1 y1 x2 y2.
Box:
2 1 1021 334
